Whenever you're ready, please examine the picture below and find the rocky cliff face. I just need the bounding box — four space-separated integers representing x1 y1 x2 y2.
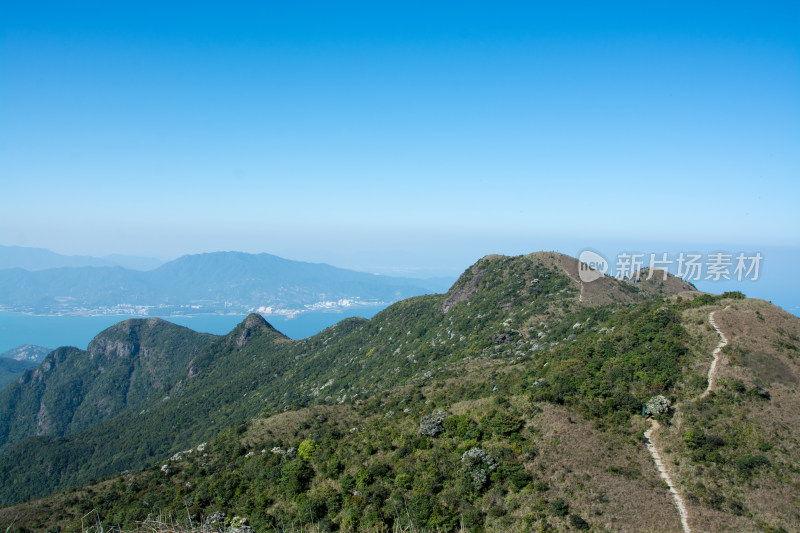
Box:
0 319 215 455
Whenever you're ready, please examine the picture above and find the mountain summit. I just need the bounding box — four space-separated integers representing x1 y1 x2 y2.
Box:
441 251 695 312
0 345 51 363
227 313 288 348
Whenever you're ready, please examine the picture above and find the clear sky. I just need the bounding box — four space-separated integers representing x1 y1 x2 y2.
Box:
1 1 798 278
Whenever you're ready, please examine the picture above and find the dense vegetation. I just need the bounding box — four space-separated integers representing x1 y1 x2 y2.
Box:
0 288 710 531
3 253 797 532
0 254 576 505
42 399 555 532
0 319 214 456
0 358 37 390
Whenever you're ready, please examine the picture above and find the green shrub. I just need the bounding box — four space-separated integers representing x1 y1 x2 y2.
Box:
297 439 318 461
487 410 524 436
735 454 770 474
721 291 746 300
339 473 356 493
569 513 590 530
395 473 413 490
443 415 482 440
550 498 569 516
280 459 314 496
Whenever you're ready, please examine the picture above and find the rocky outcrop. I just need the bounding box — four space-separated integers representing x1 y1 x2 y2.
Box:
228 313 286 348
235 314 269 347
89 339 135 360
0 318 215 457
440 264 487 313
35 402 51 436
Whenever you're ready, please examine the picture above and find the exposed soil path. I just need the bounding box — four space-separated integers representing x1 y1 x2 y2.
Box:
701 308 729 398
644 420 691 533
560 266 584 303
643 307 730 533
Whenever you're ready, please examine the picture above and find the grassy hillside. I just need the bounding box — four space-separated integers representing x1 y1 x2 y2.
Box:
651 298 800 532
0 252 647 504
1 253 797 532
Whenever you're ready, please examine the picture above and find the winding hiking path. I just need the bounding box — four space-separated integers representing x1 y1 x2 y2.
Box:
701 309 729 398
643 307 729 533
644 421 691 533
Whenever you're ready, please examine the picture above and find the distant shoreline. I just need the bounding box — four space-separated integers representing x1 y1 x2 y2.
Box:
0 304 389 319
0 305 390 354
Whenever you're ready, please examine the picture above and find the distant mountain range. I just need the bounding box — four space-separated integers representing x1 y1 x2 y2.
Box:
0 345 51 363
0 248 452 316
0 346 50 391
0 245 164 271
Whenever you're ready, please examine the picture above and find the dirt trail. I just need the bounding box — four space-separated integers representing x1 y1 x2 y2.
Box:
643 307 729 533
644 421 691 533
561 267 584 302
701 308 729 398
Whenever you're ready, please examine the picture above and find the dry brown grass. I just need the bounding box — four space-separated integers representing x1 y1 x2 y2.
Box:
243 405 358 447
75 510 202 533
654 299 800 532
553 253 696 307
2 508 440 533
516 403 684 533
0 477 127 533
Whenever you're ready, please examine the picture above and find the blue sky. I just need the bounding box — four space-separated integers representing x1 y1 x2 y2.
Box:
1 2 798 281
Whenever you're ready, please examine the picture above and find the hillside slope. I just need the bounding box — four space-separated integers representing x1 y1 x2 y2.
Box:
651 297 800 532
0 245 118 270
3 252 796 532
0 319 215 455
0 252 693 506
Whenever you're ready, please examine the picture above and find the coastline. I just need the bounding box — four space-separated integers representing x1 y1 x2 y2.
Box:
0 305 389 354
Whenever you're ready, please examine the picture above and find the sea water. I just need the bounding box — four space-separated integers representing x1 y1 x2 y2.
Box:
0 306 388 355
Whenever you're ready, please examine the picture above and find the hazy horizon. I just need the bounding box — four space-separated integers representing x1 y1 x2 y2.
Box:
2 241 798 318
2 3 798 301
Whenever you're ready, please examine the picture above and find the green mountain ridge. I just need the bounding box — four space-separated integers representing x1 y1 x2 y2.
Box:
0 252 690 502
0 347 51 389
1 252 798 532
0 319 215 455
